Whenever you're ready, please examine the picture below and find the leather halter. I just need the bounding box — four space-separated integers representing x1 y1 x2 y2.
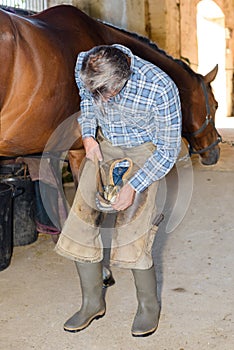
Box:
182 78 222 155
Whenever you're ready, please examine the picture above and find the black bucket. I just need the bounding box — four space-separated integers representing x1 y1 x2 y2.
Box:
3 176 38 246
0 163 38 246
0 183 13 271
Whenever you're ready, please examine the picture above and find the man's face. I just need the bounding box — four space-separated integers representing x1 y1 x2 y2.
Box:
92 86 121 102
100 89 120 102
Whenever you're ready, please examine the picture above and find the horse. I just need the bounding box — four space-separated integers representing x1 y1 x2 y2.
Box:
0 4 222 234
0 4 222 170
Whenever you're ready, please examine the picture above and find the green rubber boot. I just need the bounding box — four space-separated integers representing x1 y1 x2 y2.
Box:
64 261 106 333
131 265 160 337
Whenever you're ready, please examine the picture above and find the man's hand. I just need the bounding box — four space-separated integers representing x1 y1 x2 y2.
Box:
112 183 136 211
83 137 103 162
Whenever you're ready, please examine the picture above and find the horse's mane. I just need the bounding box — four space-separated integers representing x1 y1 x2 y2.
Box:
0 5 35 16
100 20 196 78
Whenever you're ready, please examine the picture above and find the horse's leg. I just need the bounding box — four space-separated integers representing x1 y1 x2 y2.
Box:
36 153 69 243
68 149 86 189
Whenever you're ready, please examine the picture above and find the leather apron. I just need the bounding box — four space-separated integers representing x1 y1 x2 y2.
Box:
55 131 159 269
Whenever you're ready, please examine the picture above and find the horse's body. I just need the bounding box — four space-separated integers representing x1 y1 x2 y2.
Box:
0 5 221 167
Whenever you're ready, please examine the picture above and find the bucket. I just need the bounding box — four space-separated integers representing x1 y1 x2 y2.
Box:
3 176 38 246
0 183 13 271
0 163 38 246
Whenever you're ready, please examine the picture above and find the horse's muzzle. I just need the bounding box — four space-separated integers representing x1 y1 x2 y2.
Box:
200 146 220 165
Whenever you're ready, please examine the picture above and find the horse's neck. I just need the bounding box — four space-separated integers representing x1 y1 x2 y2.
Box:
100 23 195 94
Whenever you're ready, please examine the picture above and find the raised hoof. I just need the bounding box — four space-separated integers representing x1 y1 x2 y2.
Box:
63 311 105 333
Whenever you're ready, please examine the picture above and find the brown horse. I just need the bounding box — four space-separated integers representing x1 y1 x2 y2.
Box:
0 4 221 170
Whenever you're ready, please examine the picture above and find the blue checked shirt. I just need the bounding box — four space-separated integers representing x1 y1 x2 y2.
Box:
75 44 182 192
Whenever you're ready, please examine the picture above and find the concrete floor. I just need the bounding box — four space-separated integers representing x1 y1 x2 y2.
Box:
0 128 234 350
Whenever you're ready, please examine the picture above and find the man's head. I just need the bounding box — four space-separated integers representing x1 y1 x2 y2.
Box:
80 45 131 102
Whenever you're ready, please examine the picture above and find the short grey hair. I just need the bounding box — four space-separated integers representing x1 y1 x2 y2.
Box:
79 45 131 102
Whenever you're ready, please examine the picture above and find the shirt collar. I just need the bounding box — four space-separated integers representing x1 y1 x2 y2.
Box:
111 44 134 57
111 44 137 95
111 44 134 71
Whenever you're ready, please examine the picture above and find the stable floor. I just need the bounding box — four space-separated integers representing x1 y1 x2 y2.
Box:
0 128 234 350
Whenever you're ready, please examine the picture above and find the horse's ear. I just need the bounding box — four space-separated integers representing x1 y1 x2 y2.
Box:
203 64 218 83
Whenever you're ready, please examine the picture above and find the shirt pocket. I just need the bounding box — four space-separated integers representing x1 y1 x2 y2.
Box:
126 111 150 130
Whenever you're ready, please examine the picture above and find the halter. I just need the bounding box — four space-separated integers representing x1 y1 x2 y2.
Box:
182 78 222 155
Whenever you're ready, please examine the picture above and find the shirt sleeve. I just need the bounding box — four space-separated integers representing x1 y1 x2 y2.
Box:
74 53 97 139
128 82 182 192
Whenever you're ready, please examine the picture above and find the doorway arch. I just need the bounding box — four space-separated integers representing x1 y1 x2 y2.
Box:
197 0 226 127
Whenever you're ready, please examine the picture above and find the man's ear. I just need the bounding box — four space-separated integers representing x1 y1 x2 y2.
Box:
126 55 131 66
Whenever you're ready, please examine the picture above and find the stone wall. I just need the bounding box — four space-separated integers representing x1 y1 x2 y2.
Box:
71 0 146 35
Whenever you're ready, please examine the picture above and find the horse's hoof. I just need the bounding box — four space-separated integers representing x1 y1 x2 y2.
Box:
102 267 115 288
103 273 115 288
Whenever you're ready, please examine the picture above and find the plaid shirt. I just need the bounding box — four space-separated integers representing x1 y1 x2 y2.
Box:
75 44 182 192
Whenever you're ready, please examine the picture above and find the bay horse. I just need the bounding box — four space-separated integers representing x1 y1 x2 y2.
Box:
0 4 221 170
0 5 223 269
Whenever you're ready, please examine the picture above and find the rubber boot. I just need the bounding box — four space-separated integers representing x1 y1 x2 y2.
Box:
131 265 160 337
64 261 106 333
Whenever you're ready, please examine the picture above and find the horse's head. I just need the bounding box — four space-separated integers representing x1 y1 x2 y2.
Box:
182 65 222 165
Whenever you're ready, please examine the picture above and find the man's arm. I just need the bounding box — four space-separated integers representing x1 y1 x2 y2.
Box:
75 54 102 161
129 83 182 192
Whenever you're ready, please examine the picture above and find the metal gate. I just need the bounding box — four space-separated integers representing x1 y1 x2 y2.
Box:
0 0 47 12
